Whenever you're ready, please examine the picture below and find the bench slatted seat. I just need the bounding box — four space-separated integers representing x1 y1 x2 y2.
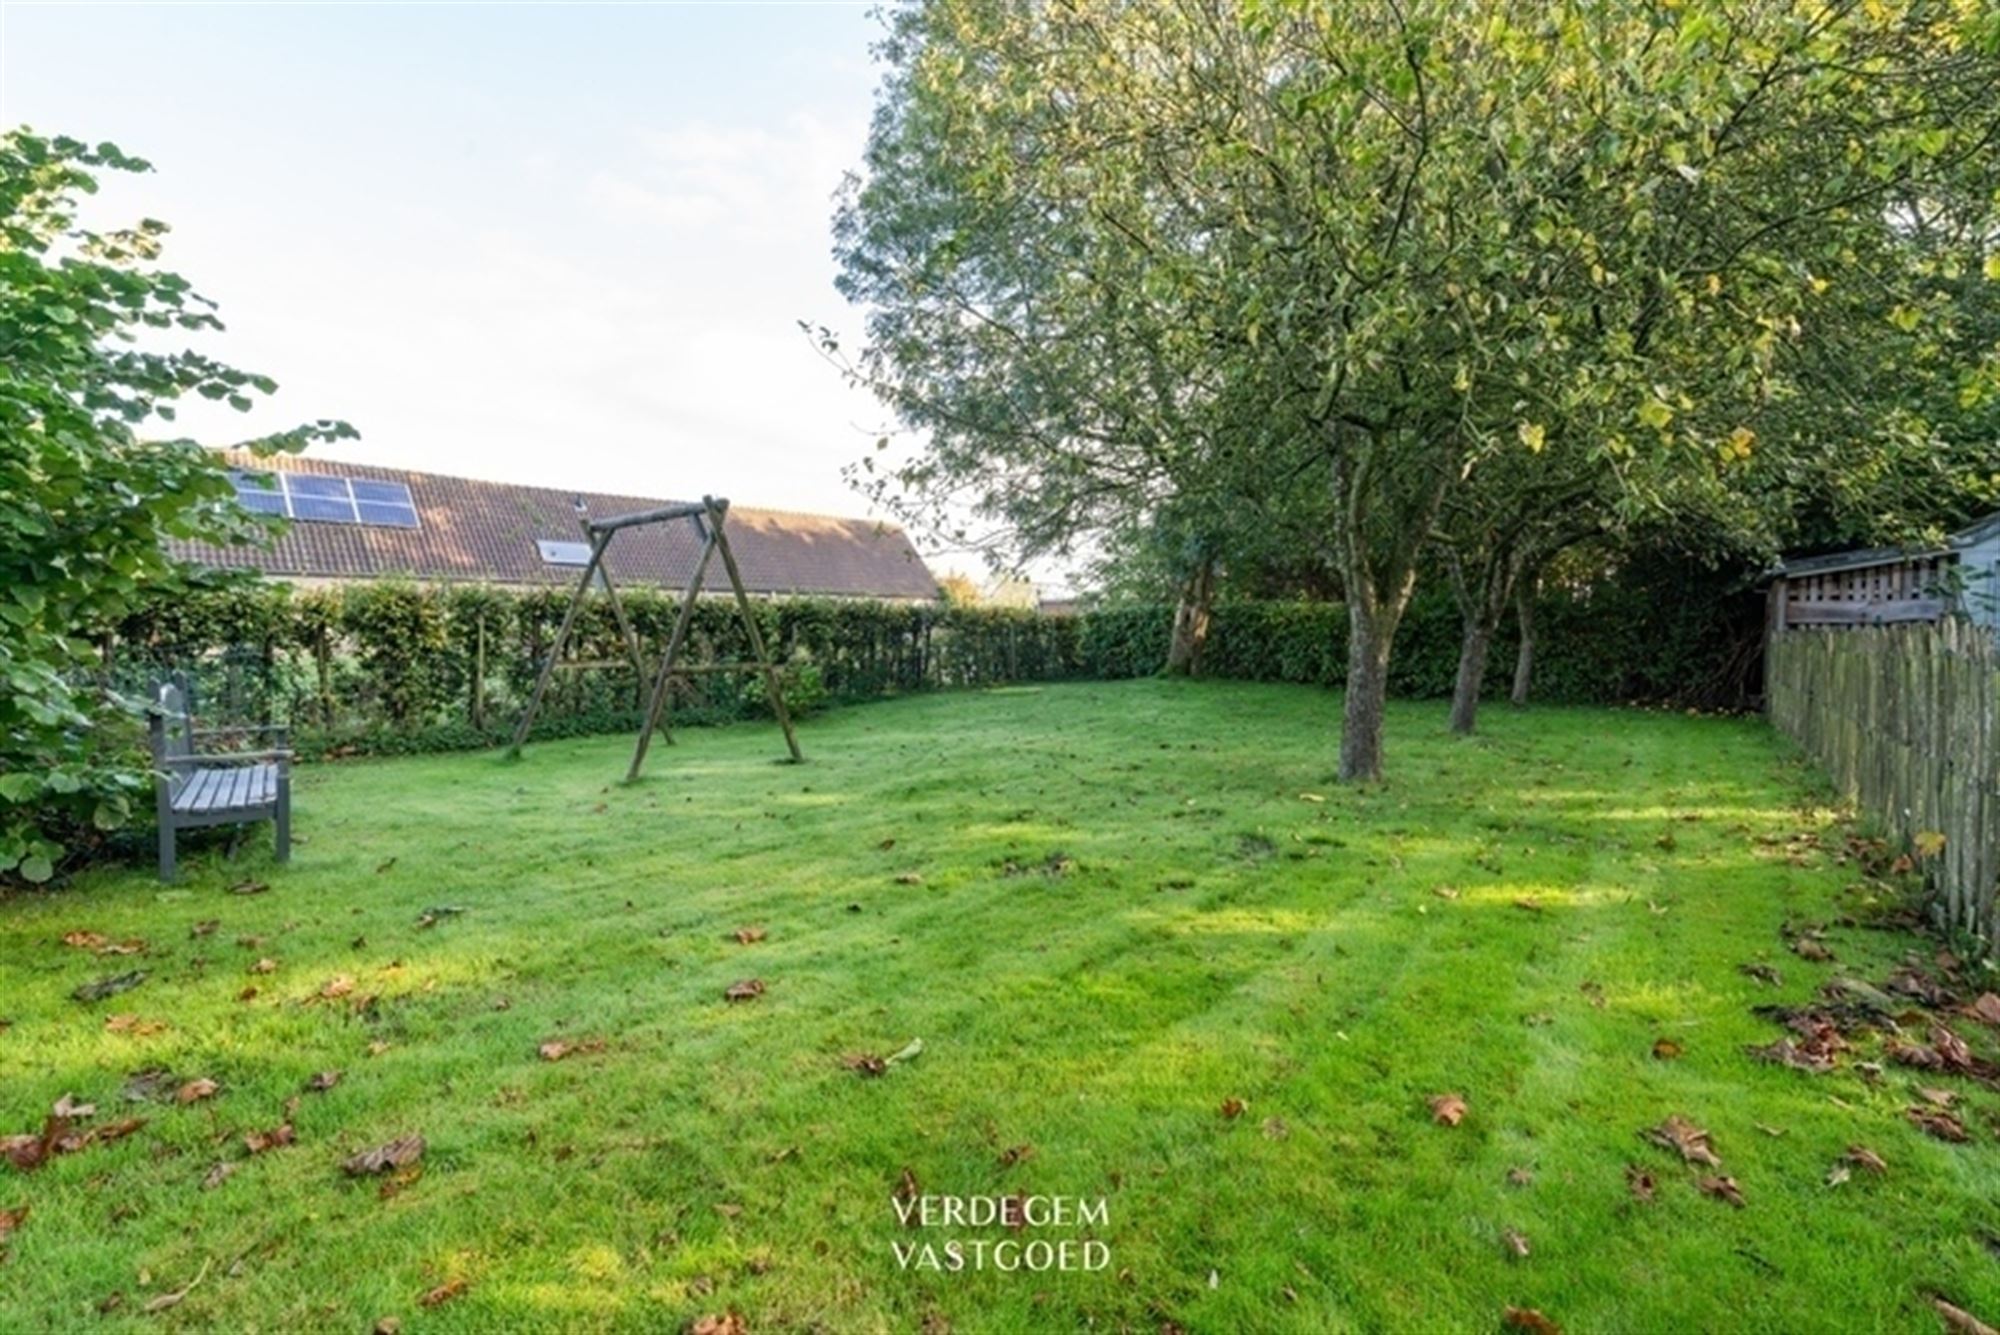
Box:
150 681 293 882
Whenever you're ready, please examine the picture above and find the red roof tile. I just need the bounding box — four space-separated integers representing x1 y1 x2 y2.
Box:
168 451 940 600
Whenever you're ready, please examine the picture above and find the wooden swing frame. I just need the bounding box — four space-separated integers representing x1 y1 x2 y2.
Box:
507 495 804 779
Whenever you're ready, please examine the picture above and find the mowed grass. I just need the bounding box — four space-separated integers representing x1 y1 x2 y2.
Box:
2 680 1997 1333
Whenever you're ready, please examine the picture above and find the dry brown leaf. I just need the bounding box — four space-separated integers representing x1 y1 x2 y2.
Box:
343 1134 426 1176
1918 1086 1959 1109
1263 1117 1290 1141
306 1071 343 1093
732 927 767 945
249 958 277 976
1645 1115 1722 1167
243 1123 294 1155
317 976 354 1001
1220 1097 1247 1120
1428 1093 1467 1126
51 1093 95 1119
373 1320 402 1335
1909 1106 1970 1143
1503 1307 1562 1334
997 1143 1033 1168
175 1078 219 1105
62 931 108 950
190 920 218 938
1844 1145 1887 1175
894 873 924 886
200 1161 235 1191
1966 994 2000 1027
1933 1297 1999 1335
0 1204 26 1245
1506 1166 1534 1187
842 1052 887 1077
1624 1164 1656 1203
1738 962 1783 986
537 1037 606 1062
1791 936 1835 963
1432 884 1460 900
229 879 269 895
1698 1175 1746 1208
1651 1037 1683 1061
1502 1228 1530 1259
690 1313 747 1335
419 1278 466 1308
723 978 765 1002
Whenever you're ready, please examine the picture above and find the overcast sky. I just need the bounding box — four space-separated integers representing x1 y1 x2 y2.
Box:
2 2 916 526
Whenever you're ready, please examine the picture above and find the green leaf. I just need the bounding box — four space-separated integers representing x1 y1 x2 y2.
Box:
19 854 54 883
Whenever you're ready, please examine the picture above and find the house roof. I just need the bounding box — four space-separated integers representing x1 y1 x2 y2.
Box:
170 451 940 600
1772 510 2000 579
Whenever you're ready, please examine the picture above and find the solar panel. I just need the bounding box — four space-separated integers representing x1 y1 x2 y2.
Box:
226 469 420 528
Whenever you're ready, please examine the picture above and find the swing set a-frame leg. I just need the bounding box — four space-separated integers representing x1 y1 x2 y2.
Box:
508 533 612 757
708 497 804 764
626 532 718 783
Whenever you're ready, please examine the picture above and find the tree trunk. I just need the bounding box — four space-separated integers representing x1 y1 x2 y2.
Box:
1164 556 1217 677
1449 618 1492 735
1340 598 1397 782
1510 574 1537 707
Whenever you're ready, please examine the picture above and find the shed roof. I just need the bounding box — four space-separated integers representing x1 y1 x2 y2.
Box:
1772 510 2000 579
169 451 940 601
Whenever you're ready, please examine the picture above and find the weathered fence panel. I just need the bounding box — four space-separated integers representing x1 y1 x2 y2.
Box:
1767 619 1999 951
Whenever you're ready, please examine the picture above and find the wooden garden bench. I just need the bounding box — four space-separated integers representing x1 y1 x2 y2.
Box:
149 680 292 882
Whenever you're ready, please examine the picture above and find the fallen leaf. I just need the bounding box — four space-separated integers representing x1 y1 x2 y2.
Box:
894 872 924 886
249 958 277 975
1909 1106 1970 1143
537 1037 606 1062
1918 1087 1959 1109
1263 1117 1291 1141
190 920 219 938
1624 1164 1656 1202
1431 885 1460 900
142 1260 209 1313
343 1134 425 1176
1933 1297 1998 1335
0 1204 26 1245
1747 1036 1837 1075
200 1162 235 1191
724 978 765 1003
1843 1145 1887 1175
1967 994 2000 1027
1651 1038 1683 1061
886 1037 924 1065
1645 1115 1721 1167
1503 1227 1530 1259
367 1040 391 1057
997 1143 1033 1168
1738 963 1783 987
1913 830 1948 859
1427 1093 1467 1127
243 1124 295 1154
122 1069 176 1102
1825 1163 1851 1188
373 1320 402 1335
51 1093 95 1119
1506 1166 1534 1187
229 879 269 895
1512 897 1544 914
1220 1097 1247 1120
1698 1174 1746 1208
72 971 147 1003
419 1278 466 1308
175 1078 220 1105
63 931 109 950
1503 1307 1562 1334
842 1052 887 1077
1791 936 1835 963
305 1071 343 1093
317 976 355 1001
732 927 766 945
690 1313 747 1335
378 1164 423 1200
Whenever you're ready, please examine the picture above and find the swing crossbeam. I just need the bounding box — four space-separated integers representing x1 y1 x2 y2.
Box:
506 494 804 776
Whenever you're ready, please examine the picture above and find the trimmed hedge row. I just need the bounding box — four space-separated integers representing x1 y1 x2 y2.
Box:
102 560 1759 756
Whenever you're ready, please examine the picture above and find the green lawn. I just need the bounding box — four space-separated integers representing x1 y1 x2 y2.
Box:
2 680 1996 1332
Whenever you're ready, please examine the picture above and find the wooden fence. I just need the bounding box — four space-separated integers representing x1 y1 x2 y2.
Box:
1767 618 1999 951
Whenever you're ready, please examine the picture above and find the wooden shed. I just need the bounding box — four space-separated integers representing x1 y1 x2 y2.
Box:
1769 511 2000 635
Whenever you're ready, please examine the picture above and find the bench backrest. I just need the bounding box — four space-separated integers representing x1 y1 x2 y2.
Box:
150 681 195 796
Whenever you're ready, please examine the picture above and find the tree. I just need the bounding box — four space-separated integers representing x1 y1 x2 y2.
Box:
0 130 350 882
837 0 2000 779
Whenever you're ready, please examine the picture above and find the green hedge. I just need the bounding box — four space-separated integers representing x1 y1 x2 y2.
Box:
100 560 1757 759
